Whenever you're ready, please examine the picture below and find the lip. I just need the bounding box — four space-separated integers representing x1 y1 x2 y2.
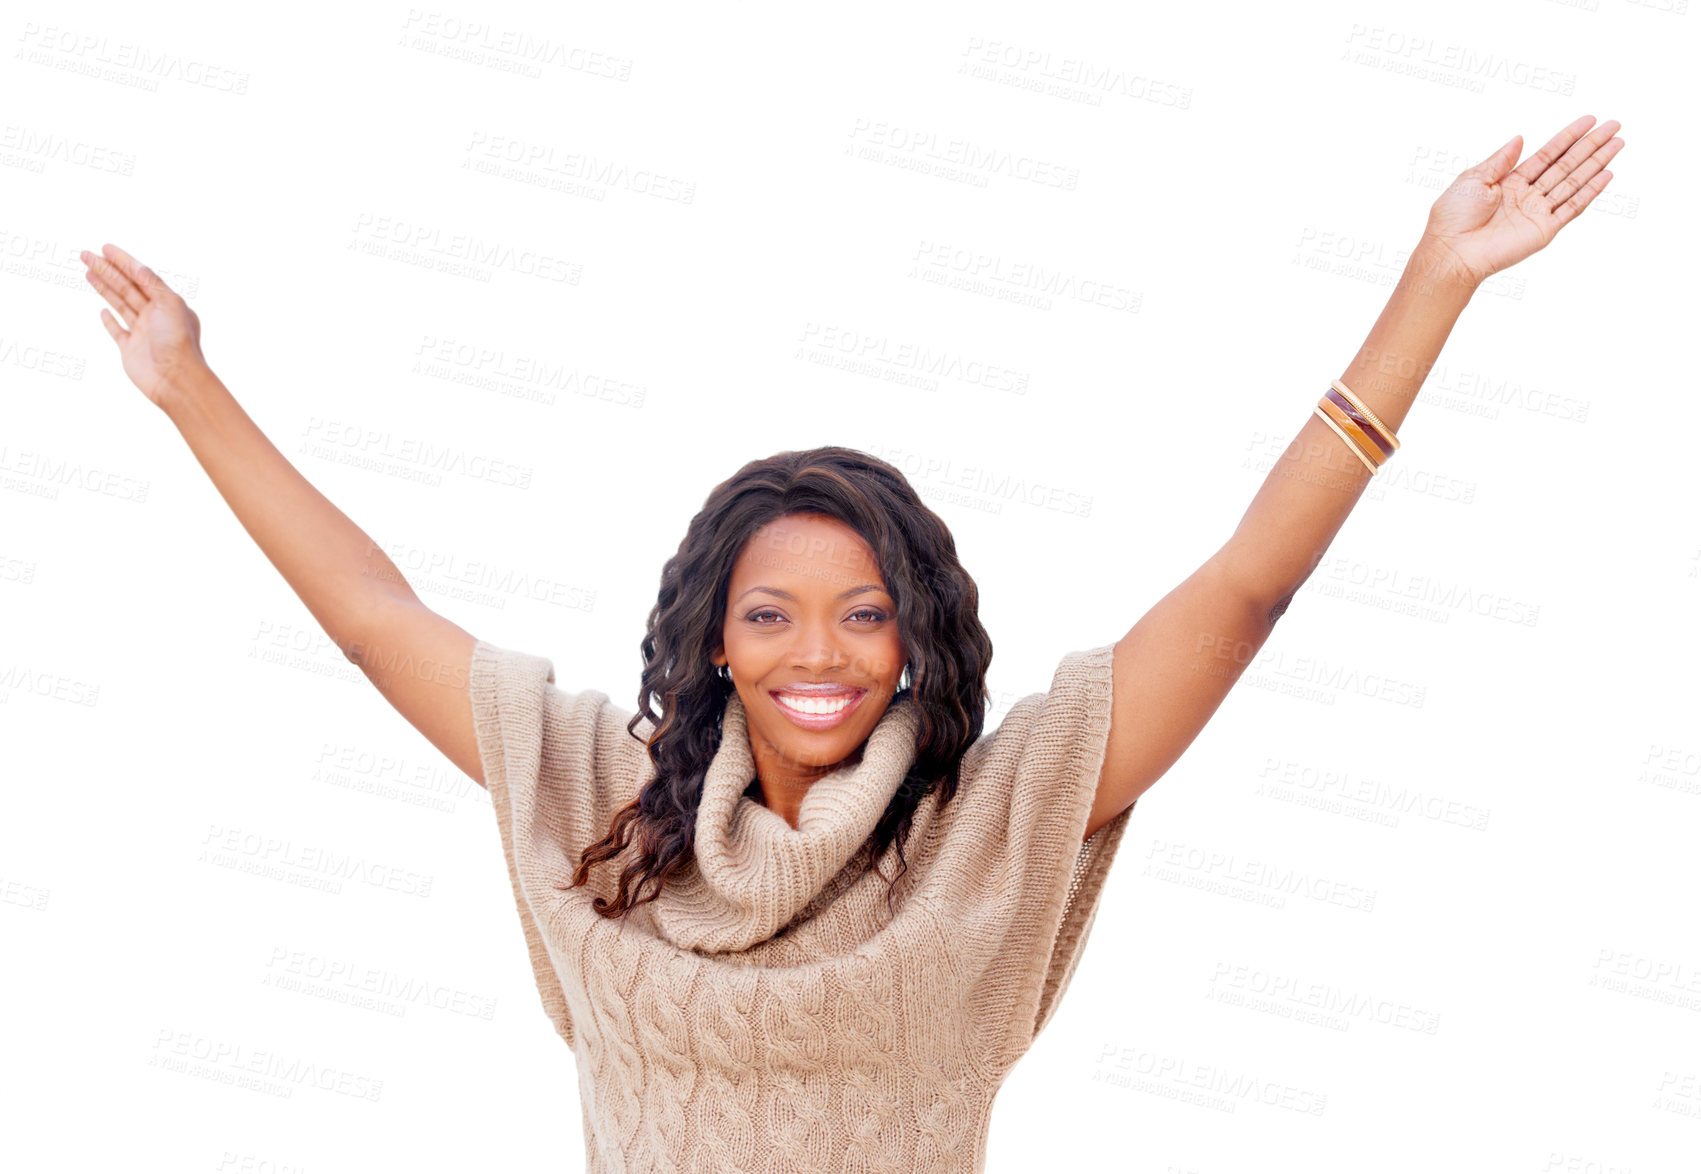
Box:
769 687 868 731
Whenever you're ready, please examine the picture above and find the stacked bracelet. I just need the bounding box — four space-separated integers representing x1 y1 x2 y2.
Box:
1312 378 1401 475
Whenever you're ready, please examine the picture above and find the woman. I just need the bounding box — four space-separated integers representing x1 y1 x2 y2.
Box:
80 114 1623 1171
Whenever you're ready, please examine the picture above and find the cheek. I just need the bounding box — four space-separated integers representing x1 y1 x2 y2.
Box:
878 635 906 678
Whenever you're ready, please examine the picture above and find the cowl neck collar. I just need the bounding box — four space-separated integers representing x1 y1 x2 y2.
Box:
644 685 922 955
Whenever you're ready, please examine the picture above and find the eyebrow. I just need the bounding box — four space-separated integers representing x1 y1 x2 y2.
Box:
734 583 888 604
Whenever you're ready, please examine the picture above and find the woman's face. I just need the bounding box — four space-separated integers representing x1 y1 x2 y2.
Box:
712 512 908 778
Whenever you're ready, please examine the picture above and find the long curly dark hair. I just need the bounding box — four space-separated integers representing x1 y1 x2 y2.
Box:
566 445 994 923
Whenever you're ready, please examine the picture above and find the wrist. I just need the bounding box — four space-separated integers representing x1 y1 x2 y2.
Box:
160 363 223 423
1408 235 1482 298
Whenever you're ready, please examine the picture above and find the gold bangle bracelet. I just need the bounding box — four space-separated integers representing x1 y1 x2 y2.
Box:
1317 395 1388 469
1313 406 1380 474
1330 379 1400 451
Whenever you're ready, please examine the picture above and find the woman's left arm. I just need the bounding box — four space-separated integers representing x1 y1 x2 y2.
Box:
1084 115 1625 841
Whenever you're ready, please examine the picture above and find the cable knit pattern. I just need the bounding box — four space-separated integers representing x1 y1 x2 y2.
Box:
468 637 1136 1172
648 688 922 955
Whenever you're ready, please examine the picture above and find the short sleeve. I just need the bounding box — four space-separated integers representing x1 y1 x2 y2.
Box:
466 638 652 1051
953 642 1136 1067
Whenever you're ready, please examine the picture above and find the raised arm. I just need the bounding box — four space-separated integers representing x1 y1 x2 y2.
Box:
79 244 490 786
1083 115 1624 841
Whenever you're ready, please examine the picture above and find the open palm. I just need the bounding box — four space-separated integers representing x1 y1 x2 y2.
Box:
1424 115 1625 288
79 243 206 409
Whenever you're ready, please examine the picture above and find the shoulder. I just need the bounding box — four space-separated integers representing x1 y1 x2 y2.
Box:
468 639 652 790
542 685 652 784
960 643 1117 787
470 640 657 846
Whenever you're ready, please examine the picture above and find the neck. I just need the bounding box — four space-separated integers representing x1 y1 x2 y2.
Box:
748 737 869 830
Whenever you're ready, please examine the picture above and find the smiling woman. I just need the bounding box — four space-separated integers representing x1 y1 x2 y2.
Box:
571 447 998 924
76 107 1626 1171
465 444 1132 1169
713 512 910 827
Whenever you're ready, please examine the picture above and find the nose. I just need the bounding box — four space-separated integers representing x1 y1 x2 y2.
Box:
788 622 849 675
785 621 893 682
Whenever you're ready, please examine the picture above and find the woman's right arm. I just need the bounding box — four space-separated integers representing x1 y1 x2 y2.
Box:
81 244 490 787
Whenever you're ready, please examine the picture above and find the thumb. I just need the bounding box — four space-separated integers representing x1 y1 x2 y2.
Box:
1472 134 1522 182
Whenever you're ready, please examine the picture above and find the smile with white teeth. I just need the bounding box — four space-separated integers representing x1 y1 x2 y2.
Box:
775 692 858 715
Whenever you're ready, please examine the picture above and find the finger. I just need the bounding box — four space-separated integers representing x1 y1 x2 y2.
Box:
99 307 129 344
1551 169 1612 230
1472 134 1523 183
83 264 139 328
1511 115 1596 187
1534 119 1621 198
1547 137 1623 207
102 242 174 299
83 248 146 317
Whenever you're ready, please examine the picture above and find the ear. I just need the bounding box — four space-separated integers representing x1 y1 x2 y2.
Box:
711 645 726 667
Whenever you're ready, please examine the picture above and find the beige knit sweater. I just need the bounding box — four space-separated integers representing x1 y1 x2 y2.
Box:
469 637 1135 1172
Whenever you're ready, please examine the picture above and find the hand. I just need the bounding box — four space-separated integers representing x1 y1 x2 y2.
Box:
1419 114 1625 290
79 243 208 411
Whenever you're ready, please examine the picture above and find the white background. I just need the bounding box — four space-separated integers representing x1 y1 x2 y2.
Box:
3 2 1696 1172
